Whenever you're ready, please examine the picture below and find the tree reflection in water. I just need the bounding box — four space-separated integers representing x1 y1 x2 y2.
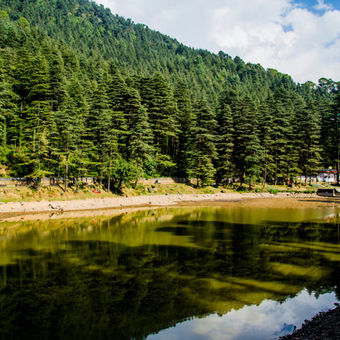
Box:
0 206 339 340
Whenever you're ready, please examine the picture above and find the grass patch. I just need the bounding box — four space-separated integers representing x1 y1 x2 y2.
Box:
0 181 318 203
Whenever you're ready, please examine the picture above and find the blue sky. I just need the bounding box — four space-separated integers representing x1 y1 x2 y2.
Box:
299 0 340 12
96 0 340 83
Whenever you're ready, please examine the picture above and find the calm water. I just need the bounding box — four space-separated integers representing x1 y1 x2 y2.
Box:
0 203 340 340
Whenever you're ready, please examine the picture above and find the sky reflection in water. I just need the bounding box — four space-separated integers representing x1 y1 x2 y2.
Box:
148 289 336 340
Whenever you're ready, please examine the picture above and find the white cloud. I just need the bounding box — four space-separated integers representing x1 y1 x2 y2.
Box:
209 1 340 82
314 0 333 11
96 0 340 83
147 290 336 340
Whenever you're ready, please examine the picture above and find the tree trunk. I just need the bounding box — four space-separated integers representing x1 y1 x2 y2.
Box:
99 163 103 193
19 102 23 152
65 139 69 193
337 114 340 186
337 156 339 186
76 176 79 192
108 149 112 192
262 148 267 187
65 161 68 192
263 165 267 188
36 178 41 193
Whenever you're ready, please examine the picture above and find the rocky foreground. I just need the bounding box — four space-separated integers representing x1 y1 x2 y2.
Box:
279 304 340 340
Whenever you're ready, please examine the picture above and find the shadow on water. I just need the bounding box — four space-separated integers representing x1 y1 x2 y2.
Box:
0 206 340 339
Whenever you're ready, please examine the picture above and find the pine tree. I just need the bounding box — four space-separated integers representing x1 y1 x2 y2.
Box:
233 96 263 187
334 85 340 184
174 80 193 179
107 63 128 155
138 73 180 173
67 77 91 184
107 62 129 111
0 55 19 148
215 102 234 185
319 96 335 168
270 89 295 184
188 99 217 187
88 76 113 191
297 100 322 184
55 92 82 192
258 98 274 185
23 53 54 189
128 100 154 180
46 47 66 111
12 48 33 151
0 10 10 48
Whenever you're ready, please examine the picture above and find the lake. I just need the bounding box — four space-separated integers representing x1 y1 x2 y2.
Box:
0 200 339 340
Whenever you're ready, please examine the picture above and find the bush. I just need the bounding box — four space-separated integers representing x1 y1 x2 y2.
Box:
255 187 265 193
304 189 316 194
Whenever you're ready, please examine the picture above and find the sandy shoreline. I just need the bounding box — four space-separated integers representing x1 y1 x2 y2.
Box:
0 192 264 214
0 192 322 218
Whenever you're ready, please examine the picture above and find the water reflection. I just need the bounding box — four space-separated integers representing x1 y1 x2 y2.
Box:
0 205 339 339
148 290 337 340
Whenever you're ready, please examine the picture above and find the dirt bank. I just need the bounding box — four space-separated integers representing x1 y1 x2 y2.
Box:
0 192 267 215
0 192 331 221
0 192 321 215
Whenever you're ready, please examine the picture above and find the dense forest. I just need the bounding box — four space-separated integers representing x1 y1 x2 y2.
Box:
0 0 339 190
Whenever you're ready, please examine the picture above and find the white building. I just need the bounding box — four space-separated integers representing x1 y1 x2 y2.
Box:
317 169 337 183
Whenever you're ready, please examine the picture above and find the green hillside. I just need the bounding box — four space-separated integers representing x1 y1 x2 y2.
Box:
0 0 299 103
0 0 339 190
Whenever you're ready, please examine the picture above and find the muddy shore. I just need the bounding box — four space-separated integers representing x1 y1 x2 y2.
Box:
0 192 260 215
0 192 320 215
0 192 337 222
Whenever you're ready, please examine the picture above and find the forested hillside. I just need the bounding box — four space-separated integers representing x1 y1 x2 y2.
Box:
0 0 339 190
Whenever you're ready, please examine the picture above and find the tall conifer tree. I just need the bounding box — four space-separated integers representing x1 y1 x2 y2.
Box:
188 99 217 187
215 101 234 185
174 81 193 179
